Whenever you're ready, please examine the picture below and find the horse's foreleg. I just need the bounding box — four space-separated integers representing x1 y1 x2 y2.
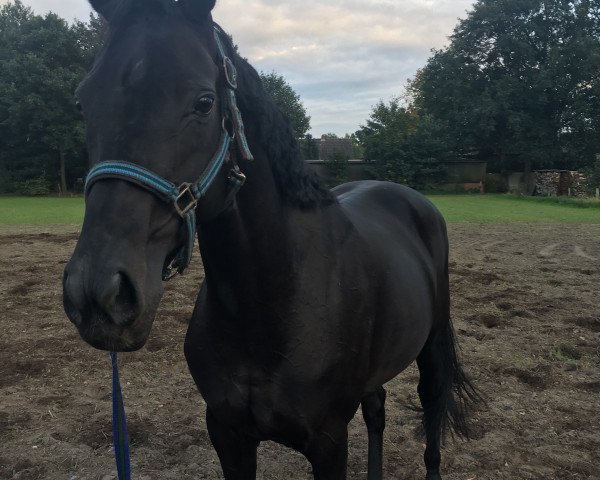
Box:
305 419 349 480
361 386 386 480
206 408 259 480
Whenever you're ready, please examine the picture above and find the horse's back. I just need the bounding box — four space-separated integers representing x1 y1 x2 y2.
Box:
333 180 448 263
332 180 449 387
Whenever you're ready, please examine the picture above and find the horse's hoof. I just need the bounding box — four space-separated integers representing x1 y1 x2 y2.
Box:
425 472 442 480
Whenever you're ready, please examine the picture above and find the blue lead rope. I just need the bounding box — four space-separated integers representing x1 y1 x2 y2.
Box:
111 352 131 480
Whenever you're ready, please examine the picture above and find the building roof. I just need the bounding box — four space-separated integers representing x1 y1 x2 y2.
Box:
317 137 353 160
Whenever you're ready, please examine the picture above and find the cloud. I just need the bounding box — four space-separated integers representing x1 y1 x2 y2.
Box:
216 0 476 135
4 0 475 135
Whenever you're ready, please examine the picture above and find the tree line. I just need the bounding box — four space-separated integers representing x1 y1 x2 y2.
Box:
358 0 600 189
0 1 105 194
1 0 599 193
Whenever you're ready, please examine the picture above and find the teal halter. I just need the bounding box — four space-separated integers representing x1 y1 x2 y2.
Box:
85 26 253 281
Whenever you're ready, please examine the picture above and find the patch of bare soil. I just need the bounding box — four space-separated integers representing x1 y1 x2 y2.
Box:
0 224 599 479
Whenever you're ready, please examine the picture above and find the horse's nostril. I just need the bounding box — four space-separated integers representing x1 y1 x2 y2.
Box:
63 269 84 326
111 272 140 325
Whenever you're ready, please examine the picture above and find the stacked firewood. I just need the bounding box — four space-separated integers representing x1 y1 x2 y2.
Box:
569 172 587 197
535 171 561 196
534 171 587 197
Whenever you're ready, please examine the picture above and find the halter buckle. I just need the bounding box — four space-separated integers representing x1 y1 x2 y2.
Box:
174 183 198 217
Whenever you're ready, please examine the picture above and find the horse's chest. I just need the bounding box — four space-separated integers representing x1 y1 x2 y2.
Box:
185 288 369 442
190 350 308 441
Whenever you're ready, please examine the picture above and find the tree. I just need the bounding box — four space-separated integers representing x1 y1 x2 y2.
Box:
322 148 349 188
408 0 600 173
0 2 103 193
321 132 339 139
584 154 600 192
299 133 319 160
260 71 311 138
345 133 364 159
73 12 107 66
356 98 449 189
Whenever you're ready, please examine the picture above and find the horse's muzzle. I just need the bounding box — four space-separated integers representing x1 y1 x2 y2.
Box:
63 261 150 351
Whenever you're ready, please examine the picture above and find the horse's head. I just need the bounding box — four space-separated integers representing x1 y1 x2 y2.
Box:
63 0 239 351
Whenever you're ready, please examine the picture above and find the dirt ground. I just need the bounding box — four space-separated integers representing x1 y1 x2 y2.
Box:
0 223 598 480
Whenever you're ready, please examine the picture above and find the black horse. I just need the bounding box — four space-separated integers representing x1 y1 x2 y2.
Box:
63 1 477 478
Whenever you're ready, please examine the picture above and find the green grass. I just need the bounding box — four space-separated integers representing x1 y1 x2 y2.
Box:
427 194 600 223
509 194 600 209
1 194 600 226
0 196 84 225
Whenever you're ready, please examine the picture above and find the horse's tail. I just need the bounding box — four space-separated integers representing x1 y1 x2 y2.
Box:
417 255 481 443
436 305 481 439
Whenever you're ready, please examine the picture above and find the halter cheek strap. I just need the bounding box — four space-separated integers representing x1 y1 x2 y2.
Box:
84 26 252 281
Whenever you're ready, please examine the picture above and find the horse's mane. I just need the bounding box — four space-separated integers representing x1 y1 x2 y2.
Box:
216 27 335 210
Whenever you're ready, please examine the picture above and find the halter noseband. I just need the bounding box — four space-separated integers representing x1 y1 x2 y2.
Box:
84 26 253 281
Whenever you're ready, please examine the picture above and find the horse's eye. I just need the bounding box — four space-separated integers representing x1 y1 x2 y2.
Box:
193 96 215 116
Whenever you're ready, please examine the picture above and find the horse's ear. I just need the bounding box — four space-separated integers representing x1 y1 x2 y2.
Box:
88 0 121 21
178 0 216 23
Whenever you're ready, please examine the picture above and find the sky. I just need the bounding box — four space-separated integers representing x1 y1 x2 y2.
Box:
4 0 476 136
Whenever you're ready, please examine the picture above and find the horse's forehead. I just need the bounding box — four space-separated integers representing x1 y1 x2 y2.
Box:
112 20 208 69
86 22 217 96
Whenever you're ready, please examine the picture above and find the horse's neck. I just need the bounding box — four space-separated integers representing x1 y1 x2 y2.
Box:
196 152 301 315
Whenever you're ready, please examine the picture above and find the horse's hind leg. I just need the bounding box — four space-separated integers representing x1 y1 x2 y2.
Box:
361 386 386 480
206 408 259 480
416 316 474 480
416 336 445 480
